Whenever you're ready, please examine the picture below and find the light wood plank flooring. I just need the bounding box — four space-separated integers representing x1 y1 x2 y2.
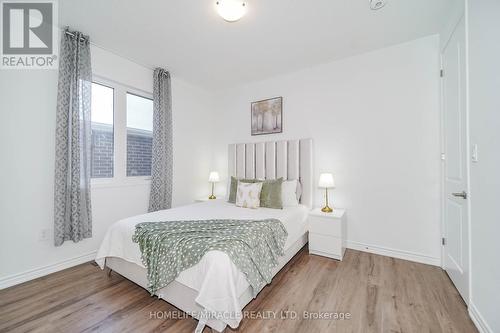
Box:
0 248 477 333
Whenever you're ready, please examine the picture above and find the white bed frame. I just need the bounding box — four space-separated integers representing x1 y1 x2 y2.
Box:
105 138 313 332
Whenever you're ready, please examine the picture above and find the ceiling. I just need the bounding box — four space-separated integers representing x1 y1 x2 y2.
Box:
60 0 455 90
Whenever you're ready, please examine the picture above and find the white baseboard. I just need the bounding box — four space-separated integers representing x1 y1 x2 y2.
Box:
346 240 441 266
0 251 97 290
469 302 493 333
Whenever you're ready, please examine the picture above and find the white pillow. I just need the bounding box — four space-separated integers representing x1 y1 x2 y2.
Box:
235 181 263 209
295 179 302 201
282 180 299 207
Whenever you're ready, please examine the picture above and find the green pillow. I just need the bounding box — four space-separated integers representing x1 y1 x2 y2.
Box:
259 178 283 209
228 176 258 203
228 176 283 209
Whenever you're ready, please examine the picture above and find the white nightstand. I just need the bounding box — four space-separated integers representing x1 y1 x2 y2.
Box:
195 198 222 203
308 208 346 261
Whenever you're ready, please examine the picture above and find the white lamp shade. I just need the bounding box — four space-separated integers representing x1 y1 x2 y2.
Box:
215 0 247 22
208 171 220 182
318 173 335 188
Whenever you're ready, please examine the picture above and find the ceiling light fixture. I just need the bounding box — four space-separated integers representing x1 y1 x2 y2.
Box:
215 0 247 22
370 0 387 10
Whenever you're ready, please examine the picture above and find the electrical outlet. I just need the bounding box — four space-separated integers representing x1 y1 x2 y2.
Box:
39 229 51 242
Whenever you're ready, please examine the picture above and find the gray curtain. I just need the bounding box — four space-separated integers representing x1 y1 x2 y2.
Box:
148 68 173 212
54 28 92 246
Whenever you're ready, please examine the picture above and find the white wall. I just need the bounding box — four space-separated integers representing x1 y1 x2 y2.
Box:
211 35 442 265
0 44 212 285
467 0 500 331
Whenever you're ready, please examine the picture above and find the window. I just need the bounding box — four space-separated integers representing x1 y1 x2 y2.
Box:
89 78 153 184
91 83 114 178
126 93 153 177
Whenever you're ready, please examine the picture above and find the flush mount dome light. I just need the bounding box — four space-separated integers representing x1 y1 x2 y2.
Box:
215 0 247 22
370 0 387 10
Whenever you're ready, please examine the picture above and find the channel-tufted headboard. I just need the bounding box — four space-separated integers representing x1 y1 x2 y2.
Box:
228 138 313 208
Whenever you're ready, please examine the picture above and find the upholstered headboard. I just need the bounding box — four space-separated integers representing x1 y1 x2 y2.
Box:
228 138 313 208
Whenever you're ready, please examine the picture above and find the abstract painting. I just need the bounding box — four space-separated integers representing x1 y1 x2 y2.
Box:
251 97 283 135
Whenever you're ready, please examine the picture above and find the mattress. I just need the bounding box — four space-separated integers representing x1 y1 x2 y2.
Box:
95 200 309 328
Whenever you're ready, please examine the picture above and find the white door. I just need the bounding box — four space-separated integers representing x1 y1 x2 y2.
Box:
442 16 469 303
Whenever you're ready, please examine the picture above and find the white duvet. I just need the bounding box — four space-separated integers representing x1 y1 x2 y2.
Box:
95 200 308 329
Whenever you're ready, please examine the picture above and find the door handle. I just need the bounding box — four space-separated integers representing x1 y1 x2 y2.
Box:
452 191 467 199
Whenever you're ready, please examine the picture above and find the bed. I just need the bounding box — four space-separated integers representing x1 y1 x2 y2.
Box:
95 138 313 332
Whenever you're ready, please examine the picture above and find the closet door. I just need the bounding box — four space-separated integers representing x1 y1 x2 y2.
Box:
442 15 469 304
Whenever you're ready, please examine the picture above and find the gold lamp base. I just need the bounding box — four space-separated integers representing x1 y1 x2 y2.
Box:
321 187 333 213
208 182 216 199
321 205 333 213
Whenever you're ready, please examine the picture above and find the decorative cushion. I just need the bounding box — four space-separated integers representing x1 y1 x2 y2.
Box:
282 179 299 207
229 176 283 209
228 176 258 203
235 181 263 209
258 178 283 209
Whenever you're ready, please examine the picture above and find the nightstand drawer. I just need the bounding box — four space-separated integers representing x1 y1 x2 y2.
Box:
309 216 341 237
309 233 343 258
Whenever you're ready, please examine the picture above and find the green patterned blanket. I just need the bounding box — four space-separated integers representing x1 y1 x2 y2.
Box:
132 219 288 297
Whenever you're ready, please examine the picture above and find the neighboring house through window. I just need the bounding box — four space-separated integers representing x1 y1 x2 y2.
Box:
91 82 114 178
126 93 153 177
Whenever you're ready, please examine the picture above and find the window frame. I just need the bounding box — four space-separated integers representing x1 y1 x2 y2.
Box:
90 75 153 189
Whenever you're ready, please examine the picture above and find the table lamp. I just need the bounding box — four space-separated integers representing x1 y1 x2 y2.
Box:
318 173 335 213
208 171 220 199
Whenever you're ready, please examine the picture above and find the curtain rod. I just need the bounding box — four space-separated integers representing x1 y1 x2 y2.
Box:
64 30 89 42
61 28 155 71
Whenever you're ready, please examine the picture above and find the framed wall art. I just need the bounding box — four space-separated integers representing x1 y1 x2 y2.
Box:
251 96 283 135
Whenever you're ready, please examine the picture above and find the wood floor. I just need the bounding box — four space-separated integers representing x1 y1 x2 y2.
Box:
0 248 477 333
